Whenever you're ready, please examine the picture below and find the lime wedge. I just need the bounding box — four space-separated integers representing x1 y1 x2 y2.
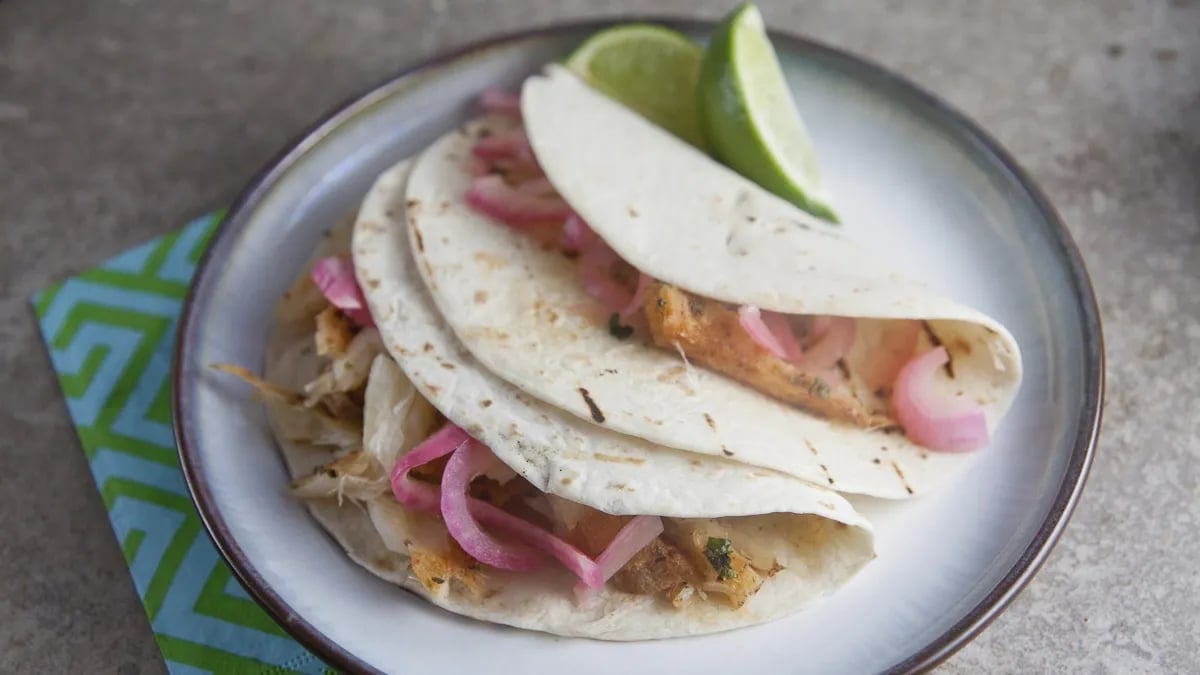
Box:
699 3 839 222
566 24 706 148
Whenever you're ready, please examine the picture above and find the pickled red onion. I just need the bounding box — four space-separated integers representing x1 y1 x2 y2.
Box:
479 88 521 115
388 423 621 587
474 503 604 589
809 316 832 339
471 129 533 161
618 273 654 324
390 423 470 512
560 213 594 253
311 256 374 327
465 175 572 227
391 425 556 573
739 305 795 361
577 236 634 313
574 514 664 599
468 123 544 177
593 515 664 582
892 346 989 452
514 177 556 197
464 156 489 177
803 316 856 370
441 440 543 571
760 311 804 362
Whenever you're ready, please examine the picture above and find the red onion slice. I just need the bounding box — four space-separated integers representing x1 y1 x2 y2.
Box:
803 316 856 370
441 440 543 571
473 503 604 589
514 176 556 197
738 305 794 360
471 129 533 162
574 515 664 599
389 423 608 586
390 423 470 512
468 127 544 177
464 156 489 177
311 256 374 327
479 88 521 115
577 236 635 313
809 316 832 339
617 273 654 323
892 346 989 452
594 515 664 581
481 156 545 176
760 311 804 362
465 175 572 227
560 213 595 253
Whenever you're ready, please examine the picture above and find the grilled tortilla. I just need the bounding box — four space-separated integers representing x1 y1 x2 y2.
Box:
399 66 1022 499
241 165 875 641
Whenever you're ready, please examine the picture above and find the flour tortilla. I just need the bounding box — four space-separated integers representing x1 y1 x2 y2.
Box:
399 66 1022 499
256 165 875 641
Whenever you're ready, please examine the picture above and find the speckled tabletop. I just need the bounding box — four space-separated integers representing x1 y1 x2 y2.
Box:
2 0 1197 672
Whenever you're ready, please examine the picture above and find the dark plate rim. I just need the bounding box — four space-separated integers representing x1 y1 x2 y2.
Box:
173 15 1104 675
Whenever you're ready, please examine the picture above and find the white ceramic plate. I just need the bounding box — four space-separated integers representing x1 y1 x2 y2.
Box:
174 19 1102 674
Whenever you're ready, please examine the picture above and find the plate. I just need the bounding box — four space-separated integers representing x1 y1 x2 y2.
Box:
174 18 1102 674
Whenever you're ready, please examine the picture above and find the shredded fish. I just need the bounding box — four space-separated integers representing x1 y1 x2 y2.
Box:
645 282 890 429
662 518 783 609
303 328 384 404
212 363 362 449
610 537 697 597
289 450 387 504
410 547 487 600
314 305 357 356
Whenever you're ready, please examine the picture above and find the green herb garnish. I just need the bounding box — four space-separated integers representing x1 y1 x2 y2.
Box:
608 313 634 340
704 536 736 580
808 377 831 399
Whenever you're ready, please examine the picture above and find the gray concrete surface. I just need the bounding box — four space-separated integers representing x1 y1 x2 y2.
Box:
1 0 1196 672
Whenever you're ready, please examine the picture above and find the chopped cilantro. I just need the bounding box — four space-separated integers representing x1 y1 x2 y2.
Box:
808 378 831 399
704 536 736 580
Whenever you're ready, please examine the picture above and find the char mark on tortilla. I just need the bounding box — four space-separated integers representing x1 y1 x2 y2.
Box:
412 223 426 252
890 461 914 495
578 387 605 424
835 359 851 380
921 320 954 378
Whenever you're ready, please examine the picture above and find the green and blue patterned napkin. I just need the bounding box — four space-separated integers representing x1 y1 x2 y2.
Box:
32 214 334 675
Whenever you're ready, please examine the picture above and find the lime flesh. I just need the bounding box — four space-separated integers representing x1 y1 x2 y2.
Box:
566 24 706 148
698 3 838 222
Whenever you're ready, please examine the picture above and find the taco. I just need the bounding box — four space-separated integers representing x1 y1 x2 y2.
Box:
399 65 1023 499
217 162 874 640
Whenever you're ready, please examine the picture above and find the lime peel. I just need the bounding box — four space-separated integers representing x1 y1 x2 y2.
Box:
698 3 839 223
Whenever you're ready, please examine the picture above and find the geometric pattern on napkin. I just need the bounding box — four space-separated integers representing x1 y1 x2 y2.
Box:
32 213 334 674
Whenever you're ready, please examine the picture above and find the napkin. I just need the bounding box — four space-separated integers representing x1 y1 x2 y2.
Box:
32 213 334 675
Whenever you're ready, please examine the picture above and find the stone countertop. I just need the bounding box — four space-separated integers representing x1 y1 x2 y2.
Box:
1 0 1196 672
